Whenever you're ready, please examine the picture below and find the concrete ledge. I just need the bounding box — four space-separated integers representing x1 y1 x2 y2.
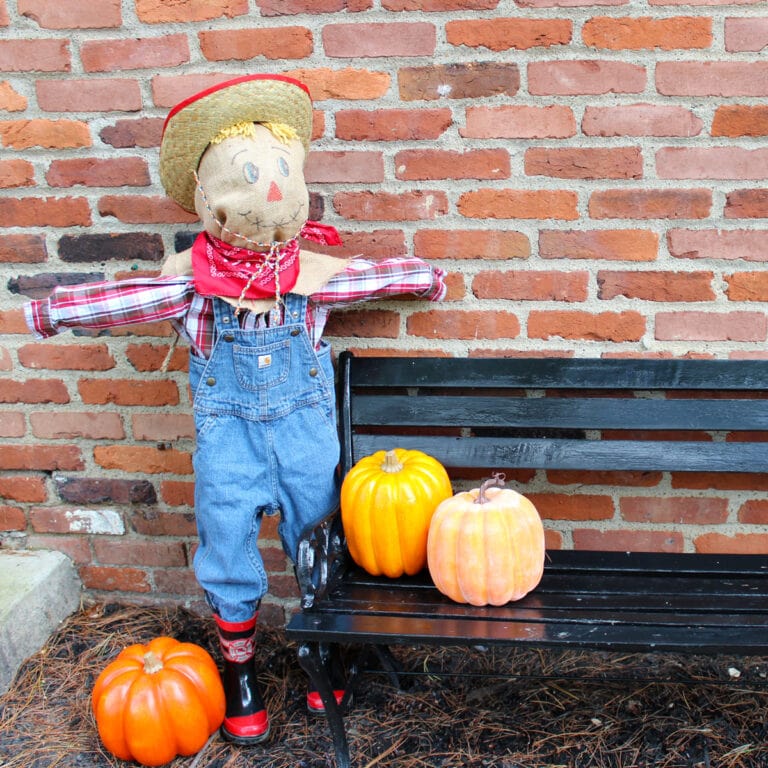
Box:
0 550 81 693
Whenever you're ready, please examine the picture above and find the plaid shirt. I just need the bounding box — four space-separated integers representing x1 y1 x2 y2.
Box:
25 256 446 358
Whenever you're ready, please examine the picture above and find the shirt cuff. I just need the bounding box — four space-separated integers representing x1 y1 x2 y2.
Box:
421 266 447 302
24 300 56 338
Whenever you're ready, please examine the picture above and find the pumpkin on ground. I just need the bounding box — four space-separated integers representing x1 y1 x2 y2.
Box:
427 474 545 606
341 448 453 578
91 636 225 767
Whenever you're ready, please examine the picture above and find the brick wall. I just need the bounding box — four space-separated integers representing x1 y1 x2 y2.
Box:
1 0 767 623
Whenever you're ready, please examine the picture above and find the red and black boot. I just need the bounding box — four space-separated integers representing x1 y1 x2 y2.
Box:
214 613 270 744
306 642 347 715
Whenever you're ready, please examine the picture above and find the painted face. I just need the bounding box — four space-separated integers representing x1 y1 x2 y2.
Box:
194 123 309 247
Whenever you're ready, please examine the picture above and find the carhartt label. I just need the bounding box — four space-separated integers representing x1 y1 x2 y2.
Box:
258 354 272 368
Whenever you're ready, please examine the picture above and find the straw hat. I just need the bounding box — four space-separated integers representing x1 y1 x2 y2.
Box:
159 74 313 213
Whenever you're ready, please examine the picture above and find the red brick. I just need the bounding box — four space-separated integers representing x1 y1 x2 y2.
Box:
37 79 141 112
589 189 711 219
621 496 727 524
324 309 401 338
583 104 702 137
18 343 115 370
0 39 70 74
540 229 658 261
30 412 125 440
132 413 195 441
573 529 683 553
0 0 7 25
525 147 642 180
0 234 47 263
324 22 435 57
285 67 391 101
407 310 520 340
0 159 34 188
55 477 156 505
0 196 91 227
530 493 613 521
305 151 384 184
0 412 25 438
0 81 26 111
125 343 188 373
18 0 121 28
199 26 312 61
0 379 69 404
46 157 151 188
583 16 711 50
100 118 164 148
78 378 179 406
399 62 519 101
0 445 83 471
459 189 578 220
528 310 645 342
336 108 452 141
331 229 408 260
656 62 768 97
334 190 448 221
695 533 768 555
0 308 30 334
395 149 510 181
136 0 248 23
739 499 768 524
0 506 26 531
94 539 187 567
658 147 768 180
0 119 91 149
153 569 200 597
655 311 767 342
0 346 9 371
160 481 195 508
668 228 768 262
30 506 124 535
462 104 575 139
725 271 768 302
713 106 768 138
528 60 645 95
446 17 571 50
131 508 197 536
94 445 192 475
726 17 768 52
28 536 91 564
80 565 151 593
598 270 715 302
672 472 768 492
473 270 588 302
98 195 197 224
725 189 768 219
414 229 530 260
81 35 189 72
383 0 498 9
548 470 662 487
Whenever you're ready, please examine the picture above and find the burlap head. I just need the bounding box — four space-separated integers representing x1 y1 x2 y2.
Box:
159 74 313 213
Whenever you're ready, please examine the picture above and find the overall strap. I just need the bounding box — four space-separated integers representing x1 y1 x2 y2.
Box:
211 296 239 334
281 293 308 327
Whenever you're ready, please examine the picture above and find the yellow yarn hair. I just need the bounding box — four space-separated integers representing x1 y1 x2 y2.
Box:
210 121 298 146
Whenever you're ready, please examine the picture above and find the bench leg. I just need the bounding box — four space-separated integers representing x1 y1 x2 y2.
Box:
297 642 351 768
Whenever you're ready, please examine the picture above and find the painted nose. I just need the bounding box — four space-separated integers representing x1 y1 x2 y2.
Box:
267 181 283 202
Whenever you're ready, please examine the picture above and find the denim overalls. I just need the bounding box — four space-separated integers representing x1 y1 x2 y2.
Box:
188 293 341 622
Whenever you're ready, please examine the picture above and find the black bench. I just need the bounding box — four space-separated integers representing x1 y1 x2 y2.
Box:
286 353 768 768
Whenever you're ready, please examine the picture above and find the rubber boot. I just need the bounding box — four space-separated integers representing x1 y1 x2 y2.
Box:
306 643 347 715
214 613 270 744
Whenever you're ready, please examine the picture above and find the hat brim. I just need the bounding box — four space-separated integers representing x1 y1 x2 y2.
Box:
159 74 313 212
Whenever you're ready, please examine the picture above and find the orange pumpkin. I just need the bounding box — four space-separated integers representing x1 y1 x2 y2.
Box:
91 637 225 767
427 474 545 606
341 448 453 578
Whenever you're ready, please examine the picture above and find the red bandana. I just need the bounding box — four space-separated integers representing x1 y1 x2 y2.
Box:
191 221 342 301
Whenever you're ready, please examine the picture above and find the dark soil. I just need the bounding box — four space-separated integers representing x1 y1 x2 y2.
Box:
1 603 768 768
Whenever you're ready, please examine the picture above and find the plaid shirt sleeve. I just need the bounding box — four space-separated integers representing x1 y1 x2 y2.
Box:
310 256 447 308
24 276 196 338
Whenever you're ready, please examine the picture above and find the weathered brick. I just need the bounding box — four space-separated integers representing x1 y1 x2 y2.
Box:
528 60 646 95
724 189 768 219
0 39 71 72
573 529 683 553
459 189 579 220
547 470 662 488
199 26 312 61
324 22 435 57
327 229 407 260
672 472 768 492
78 379 179 406
399 62 519 101
540 229 658 261
58 232 165 263
0 119 91 149
656 62 768 97
9 272 104 299
336 108 452 141
55 477 156 505
668 228 768 262
525 147 642 180
28 536 91 564
462 104 575 139
473 270 588 302
324 309 401 338
530 492 614 521
47 157 150 187
37 79 142 112
18 343 114 369
0 0 7 25
125 343 188 373
258 0 364 13
657 147 768 180
98 195 198 225
446 17 570 50
383 0 498 8
597 270 715 302
30 411 125 440
100 118 164 148
18 0 121 28
725 17 768 53
395 148 510 181
160 481 195 508
655 311 767 342
739 499 768 524
695 533 768 555
94 538 187 567
0 81 26 111
407 310 520 340
583 104 702 137
132 413 195 441
0 412 25 438
0 347 10 371
621 496 727 524
30 506 124 534
334 190 448 221
0 506 26 531
712 106 768 138
0 308 30 334
528 310 646 342
0 159 34 188
0 379 70 404
589 189 711 219
414 229 530 260
153 569 201 597
583 16 711 50
0 234 47 264
0 196 91 227
305 151 384 184
81 35 189 72
79 565 151 593
94 445 193 475
131 508 197 536
725 272 768 302
135 0 248 23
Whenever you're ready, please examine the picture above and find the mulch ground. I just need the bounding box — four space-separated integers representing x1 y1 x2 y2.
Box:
2 603 768 768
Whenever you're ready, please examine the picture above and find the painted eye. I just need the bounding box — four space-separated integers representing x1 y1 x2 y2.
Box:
277 157 290 177
243 162 259 184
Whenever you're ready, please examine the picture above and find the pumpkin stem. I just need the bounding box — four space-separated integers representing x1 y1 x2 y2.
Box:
381 449 404 473
143 651 164 674
475 473 506 504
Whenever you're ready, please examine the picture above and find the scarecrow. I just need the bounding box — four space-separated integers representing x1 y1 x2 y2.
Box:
23 74 446 746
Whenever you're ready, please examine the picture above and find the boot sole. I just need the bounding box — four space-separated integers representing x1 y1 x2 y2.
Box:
220 724 271 745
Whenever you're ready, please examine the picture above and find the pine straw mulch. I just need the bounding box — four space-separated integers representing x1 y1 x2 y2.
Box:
2 604 768 768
